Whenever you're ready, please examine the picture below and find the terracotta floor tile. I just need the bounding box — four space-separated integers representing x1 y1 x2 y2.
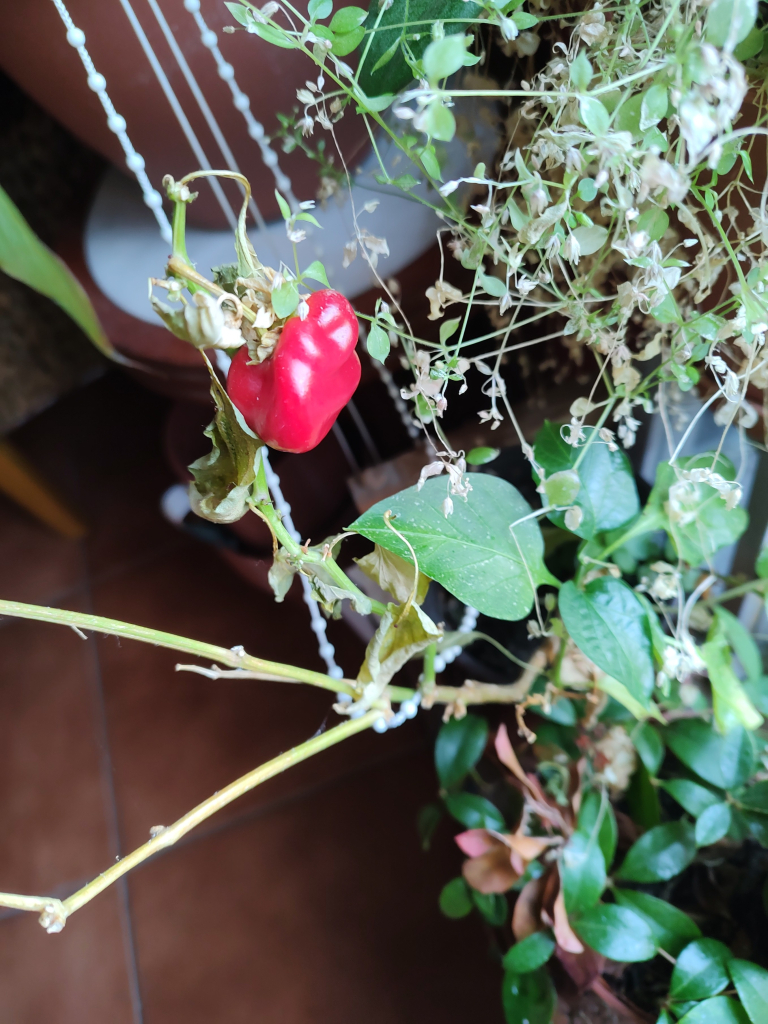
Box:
0 599 115 894
129 753 503 1024
0 889 136 1024
90 542 417 852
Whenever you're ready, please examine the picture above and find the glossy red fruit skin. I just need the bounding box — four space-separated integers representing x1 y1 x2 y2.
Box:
227 289 361 453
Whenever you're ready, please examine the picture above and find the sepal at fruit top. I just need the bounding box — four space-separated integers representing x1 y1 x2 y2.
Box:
188 355 267 524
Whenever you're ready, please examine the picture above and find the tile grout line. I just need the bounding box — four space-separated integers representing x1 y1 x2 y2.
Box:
80 553 146 1024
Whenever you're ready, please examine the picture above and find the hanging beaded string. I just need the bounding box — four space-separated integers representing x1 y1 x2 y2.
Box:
182 0 299 213
51 0 172 243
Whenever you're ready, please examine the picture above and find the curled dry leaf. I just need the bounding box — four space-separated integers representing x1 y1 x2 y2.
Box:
553 889 585 955
512 874 546 940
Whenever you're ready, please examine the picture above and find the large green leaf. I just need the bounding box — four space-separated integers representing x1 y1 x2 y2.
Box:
439 877 472 918
350 474 556 621
664 719 756 790
574 903 656 962
577 789 618 870
559 578 655 704
533 422 639 539
695 802 732 846
616 821 697 882
435 714 488 789
502 932 556 974
613 889 701 956
561 831 607 916
702 635 763 733
714 607 762 682
0 183 116 360
729 958 768 1024
501 966 556 1024
736 780 768 813
647 457 748 566
671 939 733 1002
357 0 482 97
662 777 724 817
677 997 750 1024
445 793 505 831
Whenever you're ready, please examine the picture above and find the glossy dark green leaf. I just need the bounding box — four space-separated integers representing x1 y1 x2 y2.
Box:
627 761 661 830
741 810 768 847
671 939 733 1001
351 474 557 621
701 634 763 733
662 778 724 817
729 958 768 1024
533 422 639 540
445 793 505 831
502 932 556 974
665 720 756 790
677 997 750 1024
634 723 665 776
577 789 618 870
560 577 655 705
435 714 488 789
358 0 482 96
501 966 556 1024
561 831 607 916
0 183 116 360
471 890 507 926
714 608 762 682
616 820 697 883
735 780 768 813
574 903 656 962
439 877 472 918
613 889 701 956
695 802 732 846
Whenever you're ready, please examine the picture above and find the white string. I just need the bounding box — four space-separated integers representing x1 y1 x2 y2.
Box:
182 0 299 213
116 0 238 230
143 0 267 232
261 451 344 681
50 0 172 243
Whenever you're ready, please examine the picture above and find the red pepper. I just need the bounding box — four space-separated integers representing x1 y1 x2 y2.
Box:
227 289 361 453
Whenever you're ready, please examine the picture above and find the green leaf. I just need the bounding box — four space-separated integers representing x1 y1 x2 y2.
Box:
511 10 538 29
480 272 507 298
501 967 556 1024
616 820 697 882
570 51 593 90
613 890 701 956
665 719 756 789
574 904 656 962
0 183 116 360
671 938 733 1001
358 0 482 96
578 177 598 202
640 83 669 130
559 578 655 705
561 830 607 916
308 0 333 19
423 102 456 141
662 777 724 817
366 323 390 363
577 789 618 870
502 932 556 974
734 25 764 59
677 997 750 1024
706 0 757 47
471 890 507 926
756 547 768 578
627 760 661 830
423 34 471 82
637 206 670 243
647 457 748 566
225 3 252 27
634 723 665 776
714 607 762 682
329 5 366 31
445 793 505 831
736 780 768 813
465 446 500 466
439 317 461 343
580 96 610 135
533 422 640 540
439 877 473 918
271 280 300 318
331 26 365 55
301 259 330 287
274 189 292 221
417 802 443 850
435 714 488 789
702 634 763 733
729 959 768 1024
188 355 265 524
350 474 557 622
573 224 609 255
695 802 732 846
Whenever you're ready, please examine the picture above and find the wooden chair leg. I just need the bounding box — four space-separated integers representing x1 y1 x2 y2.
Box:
0 439 86 539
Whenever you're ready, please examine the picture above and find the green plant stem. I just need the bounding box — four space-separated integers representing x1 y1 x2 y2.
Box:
702 578 768 607
0 599 358 697
10 711 381 932
597 507 666 561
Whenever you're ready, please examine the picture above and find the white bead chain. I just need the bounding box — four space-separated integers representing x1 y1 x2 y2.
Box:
182 0 299 212
51 0 172 243
434 605 479 675
260 450 344 682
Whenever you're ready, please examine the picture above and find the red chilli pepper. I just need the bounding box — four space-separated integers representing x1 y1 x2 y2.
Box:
227 289 361 453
